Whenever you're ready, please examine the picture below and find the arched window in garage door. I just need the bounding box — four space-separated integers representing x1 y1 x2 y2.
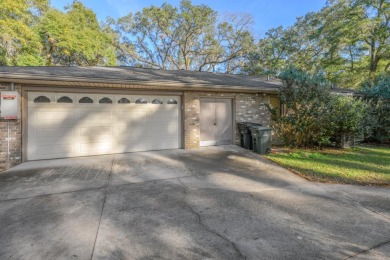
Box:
152 98 163 104
79 97 93 103
34 96 51 103
118 98 130 104
57 96 73 103
167 98 178 104
99 97 113 104
135 98 147 104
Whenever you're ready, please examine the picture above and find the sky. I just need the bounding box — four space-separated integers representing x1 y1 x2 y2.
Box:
52 0 327 35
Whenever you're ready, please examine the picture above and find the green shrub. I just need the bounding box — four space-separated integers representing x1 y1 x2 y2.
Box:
272 66 369 147
363 74 390 99
362 74 390 143
274 66 334 147
330 96 367 147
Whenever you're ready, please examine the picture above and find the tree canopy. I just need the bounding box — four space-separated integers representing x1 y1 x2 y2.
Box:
0 0 49 65
37 1 116 65
0 0 116 66
115 0 254 73
0 0 389 88
245 0 390 88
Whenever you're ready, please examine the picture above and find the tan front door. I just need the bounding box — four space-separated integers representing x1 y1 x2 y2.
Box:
200 98 233 146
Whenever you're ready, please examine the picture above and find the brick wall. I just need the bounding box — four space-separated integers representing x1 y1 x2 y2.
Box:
0 83 22 172
234 93 271 145
183 92 201 149
183 91 271 149
0 121 22 171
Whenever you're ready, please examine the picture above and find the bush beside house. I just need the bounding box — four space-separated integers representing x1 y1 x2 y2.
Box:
270 67 389 148
361 74 390 143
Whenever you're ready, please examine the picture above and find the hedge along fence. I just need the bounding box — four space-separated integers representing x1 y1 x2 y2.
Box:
268 66 384 148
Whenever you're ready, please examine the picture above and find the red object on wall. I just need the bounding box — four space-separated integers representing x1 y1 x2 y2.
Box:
1 95 16 100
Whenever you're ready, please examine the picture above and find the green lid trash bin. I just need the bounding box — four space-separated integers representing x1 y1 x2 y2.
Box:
237 122 262 150
249 126 272 154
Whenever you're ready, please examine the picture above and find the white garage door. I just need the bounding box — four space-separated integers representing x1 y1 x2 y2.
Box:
27 92 181 160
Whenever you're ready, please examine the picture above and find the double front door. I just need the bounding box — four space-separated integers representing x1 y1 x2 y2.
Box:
200 98 233 146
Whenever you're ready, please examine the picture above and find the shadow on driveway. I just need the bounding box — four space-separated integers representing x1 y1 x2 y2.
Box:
0 145 389 259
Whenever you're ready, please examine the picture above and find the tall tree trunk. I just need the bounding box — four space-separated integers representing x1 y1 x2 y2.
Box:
370 38 378 73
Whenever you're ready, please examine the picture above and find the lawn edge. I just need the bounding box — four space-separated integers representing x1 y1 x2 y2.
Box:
263 155 390 188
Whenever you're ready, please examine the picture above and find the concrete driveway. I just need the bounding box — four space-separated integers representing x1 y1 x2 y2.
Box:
0 146 389 259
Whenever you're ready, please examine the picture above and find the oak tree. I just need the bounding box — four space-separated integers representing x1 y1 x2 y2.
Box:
115 0 253 73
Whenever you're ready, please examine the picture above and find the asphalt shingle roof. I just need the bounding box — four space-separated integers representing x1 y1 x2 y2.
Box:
0 66 283 91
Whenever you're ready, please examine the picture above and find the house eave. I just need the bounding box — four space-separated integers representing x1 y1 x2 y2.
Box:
0 73 280 94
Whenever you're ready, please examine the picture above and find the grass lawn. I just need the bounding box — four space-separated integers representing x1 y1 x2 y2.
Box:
265 145 390 187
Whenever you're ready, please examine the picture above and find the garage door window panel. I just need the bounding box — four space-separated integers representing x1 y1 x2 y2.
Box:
167 98 178 104
118 98 130 104
79 97 94 103
152 98 163 104
57 96 73 103
99 97 113 104
34 96 51 103
135 98 147 104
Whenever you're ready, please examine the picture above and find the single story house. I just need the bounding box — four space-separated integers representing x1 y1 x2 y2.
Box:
0 66 282 171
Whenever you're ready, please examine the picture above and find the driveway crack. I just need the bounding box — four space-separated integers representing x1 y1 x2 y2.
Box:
90 154 115 260
344 238 390 259
177 178 247 260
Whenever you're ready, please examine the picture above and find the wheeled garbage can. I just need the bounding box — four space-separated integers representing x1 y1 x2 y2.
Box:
237 122 262 150
249 126 272 154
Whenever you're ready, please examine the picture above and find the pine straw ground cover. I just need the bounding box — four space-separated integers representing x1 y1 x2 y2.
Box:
265 145 390 187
